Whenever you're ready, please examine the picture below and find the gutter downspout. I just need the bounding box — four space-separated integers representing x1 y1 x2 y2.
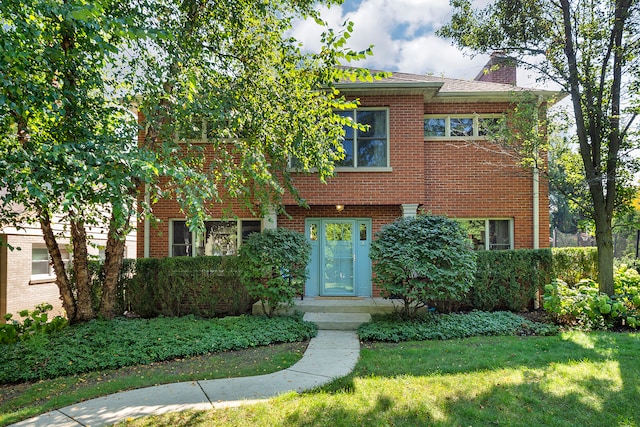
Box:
143 184 150 258
533 96 543 309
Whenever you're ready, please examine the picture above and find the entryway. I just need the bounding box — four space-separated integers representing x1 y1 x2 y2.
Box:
305 218 372 297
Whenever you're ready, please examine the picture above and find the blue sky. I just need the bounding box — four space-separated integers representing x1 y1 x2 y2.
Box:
291 0 492 80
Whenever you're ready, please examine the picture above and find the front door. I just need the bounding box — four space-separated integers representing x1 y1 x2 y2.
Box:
305 218 371 297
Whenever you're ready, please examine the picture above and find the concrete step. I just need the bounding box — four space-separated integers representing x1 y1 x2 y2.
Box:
251 297 398 317
303 312 372 330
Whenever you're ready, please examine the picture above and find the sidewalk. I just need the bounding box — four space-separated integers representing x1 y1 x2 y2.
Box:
11 330 360 427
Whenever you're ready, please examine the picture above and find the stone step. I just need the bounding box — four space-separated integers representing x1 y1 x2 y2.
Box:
303 312 372 330
294 297 397 314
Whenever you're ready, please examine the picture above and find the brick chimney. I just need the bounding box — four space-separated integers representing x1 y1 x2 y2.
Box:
474 52 517 85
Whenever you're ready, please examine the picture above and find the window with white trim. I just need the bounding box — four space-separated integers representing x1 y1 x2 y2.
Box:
424 115 502 138
170 219 261 257
459 219 513 250
31 246 70 277
337 109 389 168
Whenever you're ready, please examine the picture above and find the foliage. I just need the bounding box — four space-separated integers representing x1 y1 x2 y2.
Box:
0 0 377 323
0 303 68 345
127 256 253 318
239 229 311 316
469 249 552 311
552 247 599 286
0 314 316 384
544 265 640 330
357 311 558 342
370 214 476 317
440 0 640 296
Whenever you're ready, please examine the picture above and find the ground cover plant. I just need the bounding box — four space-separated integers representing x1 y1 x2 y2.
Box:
0 341 307 427
358 310 558 342
116 331 640 427
0 314 317 384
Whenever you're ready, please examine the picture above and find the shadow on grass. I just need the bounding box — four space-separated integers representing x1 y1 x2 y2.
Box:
285 333 640 427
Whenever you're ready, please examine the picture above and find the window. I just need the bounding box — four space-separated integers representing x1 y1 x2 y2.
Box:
337 109 389 168
424 115 503 138
170 219 261 257
459 219 513 250
32 247 70 277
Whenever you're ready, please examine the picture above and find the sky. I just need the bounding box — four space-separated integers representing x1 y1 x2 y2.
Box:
290 0 491 80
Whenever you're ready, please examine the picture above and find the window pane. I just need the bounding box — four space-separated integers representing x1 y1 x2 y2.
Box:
489 220 511 250
424 118 446 136
336 139 354 167
479 117 501 136
241 221 261 242
357 139 387 167
357 110 386 138
359 223 367 241
309 224 318 241
172 221 192 257
32 248 50 275
338 110 355 139
461 220 486 250
201 221 237 256
450 118 474 137
32 248 49 261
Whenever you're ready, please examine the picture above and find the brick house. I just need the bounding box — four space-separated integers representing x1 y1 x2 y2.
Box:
138 56 559 299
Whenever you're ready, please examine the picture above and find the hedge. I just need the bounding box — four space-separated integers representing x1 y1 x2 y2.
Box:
126 256 254 318
551 247 598 285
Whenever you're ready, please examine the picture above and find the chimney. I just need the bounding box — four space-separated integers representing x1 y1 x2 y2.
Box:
474 52 517 85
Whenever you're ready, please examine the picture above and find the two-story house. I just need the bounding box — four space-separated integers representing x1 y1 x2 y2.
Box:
137 56 559 299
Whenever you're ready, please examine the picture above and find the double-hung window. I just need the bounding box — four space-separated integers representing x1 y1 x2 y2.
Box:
31 246 70 278
170 219 261 257
459 219 513 250
424 115 502 138
337 109 389 169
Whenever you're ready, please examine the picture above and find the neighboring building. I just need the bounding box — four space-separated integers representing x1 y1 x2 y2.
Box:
137 57 560 298
0 221 136 319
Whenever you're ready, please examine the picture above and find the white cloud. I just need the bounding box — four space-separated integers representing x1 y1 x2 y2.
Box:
289 0 491 79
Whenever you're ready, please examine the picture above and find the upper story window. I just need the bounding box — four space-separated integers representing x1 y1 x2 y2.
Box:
337 109 389 169
424 115 502 138
459 219 513 250
170 219 261 257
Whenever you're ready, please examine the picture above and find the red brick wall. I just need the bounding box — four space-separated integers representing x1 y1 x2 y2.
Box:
284 95 426 206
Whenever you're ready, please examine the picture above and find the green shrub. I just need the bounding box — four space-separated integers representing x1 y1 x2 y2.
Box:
239 228 311 316
469 249 552 311
543 265 640 330
370 214 476 317
552 247 598 285
0 303 68 345
358 311 558 342
127 256 252 318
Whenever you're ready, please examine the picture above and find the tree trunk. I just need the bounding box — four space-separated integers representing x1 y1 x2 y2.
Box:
70 218 95 321
39 210 77 322
99 211 129 319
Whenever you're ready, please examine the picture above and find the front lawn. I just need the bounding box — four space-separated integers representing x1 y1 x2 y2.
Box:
118 331 640 427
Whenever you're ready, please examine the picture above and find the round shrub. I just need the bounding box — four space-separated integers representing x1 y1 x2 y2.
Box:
370 214 476 317
239 228 311 316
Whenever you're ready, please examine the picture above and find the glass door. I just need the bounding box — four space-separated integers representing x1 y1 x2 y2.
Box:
321 221 355 296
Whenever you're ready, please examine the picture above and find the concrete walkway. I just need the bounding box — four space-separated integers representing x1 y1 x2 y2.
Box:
11 330 360 427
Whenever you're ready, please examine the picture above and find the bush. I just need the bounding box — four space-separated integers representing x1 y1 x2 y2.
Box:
370 214 476 317
357 311 558 342
0 303 68 345
239 228 311 316
552 247 598 285
543 265 640 330
127 256 253 318
469 249 552 311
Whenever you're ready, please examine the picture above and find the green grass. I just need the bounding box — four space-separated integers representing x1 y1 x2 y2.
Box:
117 331 640 427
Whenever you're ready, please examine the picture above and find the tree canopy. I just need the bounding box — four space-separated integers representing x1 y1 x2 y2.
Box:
440 0 640 294
0 0 374 322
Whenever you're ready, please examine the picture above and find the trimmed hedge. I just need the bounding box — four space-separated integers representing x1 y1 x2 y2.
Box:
468 249 553 311
126 256 254 318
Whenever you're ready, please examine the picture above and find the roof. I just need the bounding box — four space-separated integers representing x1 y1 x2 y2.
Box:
335 69 563 103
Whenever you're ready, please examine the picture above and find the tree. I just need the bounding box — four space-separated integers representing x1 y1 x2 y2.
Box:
0 0 374 323
440 0 640 294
